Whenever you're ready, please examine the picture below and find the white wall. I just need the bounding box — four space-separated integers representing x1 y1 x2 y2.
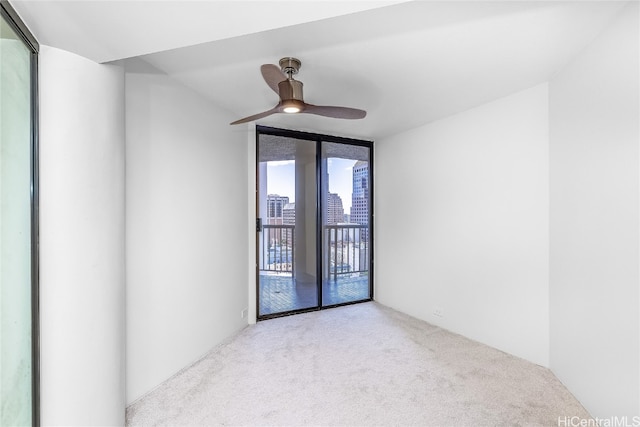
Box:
125 65 249 404
549 2 639 419
39 46 126 425
375 84 550 367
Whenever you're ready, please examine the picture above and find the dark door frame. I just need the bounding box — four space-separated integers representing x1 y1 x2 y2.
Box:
255 125 374 320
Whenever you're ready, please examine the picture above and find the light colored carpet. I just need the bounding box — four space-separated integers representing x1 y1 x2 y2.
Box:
126 302 590 426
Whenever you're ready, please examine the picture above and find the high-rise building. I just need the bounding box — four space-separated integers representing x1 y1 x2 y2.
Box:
283 203 296 225
266 194 289 225
326 192 344 225
282 196 343 224
351 161 369 239
280 202 296 246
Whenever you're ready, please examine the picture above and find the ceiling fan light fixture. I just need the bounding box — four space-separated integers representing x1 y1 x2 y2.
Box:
281 99 304 114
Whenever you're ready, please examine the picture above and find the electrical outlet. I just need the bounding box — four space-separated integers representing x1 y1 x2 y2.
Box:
241 308 248 319
433 307 444 318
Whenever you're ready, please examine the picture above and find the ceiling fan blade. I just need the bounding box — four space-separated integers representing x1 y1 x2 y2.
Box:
304 104 367 120
230 106 279 125
260 64 286 95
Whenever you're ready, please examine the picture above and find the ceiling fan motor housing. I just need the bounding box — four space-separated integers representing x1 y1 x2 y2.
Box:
278 79 304 101
278 79 305 112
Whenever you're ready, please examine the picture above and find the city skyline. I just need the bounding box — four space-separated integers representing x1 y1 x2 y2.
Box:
266 158 358 211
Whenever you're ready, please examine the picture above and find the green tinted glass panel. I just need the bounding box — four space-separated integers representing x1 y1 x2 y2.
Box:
0 13 33 426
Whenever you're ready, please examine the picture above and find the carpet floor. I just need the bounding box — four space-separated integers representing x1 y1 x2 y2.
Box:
126 302 591 426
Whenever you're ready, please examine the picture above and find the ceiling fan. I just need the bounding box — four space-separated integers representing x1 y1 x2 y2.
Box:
230 57 367 125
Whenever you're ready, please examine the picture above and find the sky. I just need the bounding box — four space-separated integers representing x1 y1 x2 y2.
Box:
267 158 357 211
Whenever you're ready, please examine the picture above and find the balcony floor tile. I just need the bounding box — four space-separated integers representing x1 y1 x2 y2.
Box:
258 274 370 317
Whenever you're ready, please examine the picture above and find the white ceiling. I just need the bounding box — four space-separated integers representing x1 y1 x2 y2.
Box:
12 1 407 62
12 0 629 140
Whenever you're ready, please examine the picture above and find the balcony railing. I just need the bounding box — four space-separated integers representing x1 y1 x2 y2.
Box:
258 224 369 281
259 224 294 274
325 224 369 281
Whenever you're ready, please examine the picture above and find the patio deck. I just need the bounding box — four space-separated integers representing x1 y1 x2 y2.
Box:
258 274 370 317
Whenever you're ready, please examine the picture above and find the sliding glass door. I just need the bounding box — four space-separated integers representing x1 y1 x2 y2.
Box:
256 127 372 319
0 4 38 425
257 134 318 317
320 142 371 307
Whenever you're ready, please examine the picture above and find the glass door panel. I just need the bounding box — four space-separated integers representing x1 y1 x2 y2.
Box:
321 142 371 306
0 13 34 425
257 134 318 317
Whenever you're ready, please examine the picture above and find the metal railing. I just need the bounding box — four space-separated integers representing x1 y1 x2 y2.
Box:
258 224 370 281
259 225 294 274
325 224 369 281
